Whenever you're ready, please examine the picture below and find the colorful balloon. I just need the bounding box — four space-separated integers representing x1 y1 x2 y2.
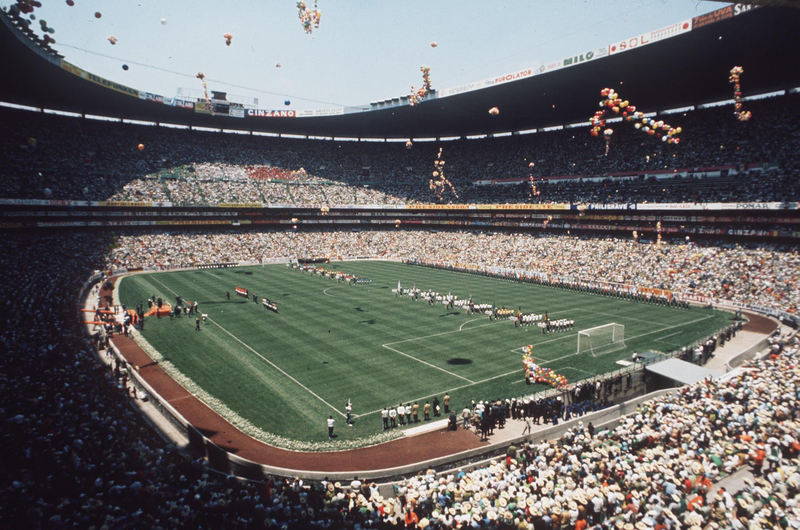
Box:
137 144 144 151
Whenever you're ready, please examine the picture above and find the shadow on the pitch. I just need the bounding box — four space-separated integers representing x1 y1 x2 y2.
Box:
447 358 473 365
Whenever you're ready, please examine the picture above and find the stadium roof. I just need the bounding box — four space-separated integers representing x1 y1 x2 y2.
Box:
1 6 799 139
645 358 719 386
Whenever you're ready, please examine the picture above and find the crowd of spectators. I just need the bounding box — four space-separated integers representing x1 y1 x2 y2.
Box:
383 333 800 530
1 94 798 205
0 228 798 529
104 230 799 314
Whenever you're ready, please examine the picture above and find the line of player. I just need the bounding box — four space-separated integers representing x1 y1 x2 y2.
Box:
391 282 574 332
289 263 371 285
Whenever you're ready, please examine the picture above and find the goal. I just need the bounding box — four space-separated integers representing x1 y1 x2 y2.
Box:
577 323 626 357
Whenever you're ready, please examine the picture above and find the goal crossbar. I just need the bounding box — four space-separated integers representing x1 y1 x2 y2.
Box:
577 322 626 357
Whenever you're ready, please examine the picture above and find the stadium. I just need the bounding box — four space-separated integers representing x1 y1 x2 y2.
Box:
1 1 799 529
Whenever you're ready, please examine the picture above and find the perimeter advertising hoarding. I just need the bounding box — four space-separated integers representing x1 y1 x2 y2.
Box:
61 60 140 98
608 19 692 55
246 109 296 118
692 3 760 30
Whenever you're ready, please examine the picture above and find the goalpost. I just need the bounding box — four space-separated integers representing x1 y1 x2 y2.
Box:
577 323 626 357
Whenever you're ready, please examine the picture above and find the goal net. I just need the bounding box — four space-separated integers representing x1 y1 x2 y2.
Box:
577 323 626 357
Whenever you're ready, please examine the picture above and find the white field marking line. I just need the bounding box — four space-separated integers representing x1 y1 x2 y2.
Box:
323 287 338 297
509 313 718 368
380 344 475 384
459 318 486 331
563 366 595 377
385 319 506 347
206 316 346 418
150 274 346 418
655 331 683 342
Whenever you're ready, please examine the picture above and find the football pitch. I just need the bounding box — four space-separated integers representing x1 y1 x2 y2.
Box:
118 261 733 448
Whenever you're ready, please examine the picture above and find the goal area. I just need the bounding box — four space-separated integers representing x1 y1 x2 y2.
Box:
577 323 626 357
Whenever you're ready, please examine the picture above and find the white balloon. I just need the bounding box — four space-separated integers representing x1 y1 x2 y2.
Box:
161 18 167 25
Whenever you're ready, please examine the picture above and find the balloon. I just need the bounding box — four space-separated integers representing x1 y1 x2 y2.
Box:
284 100 291 106
122 64 129 70
44 188 52 196
405 141 413 149
291 218 298 223
137 144 144 151
430 42 437 48
94 12 101 18
161 18 167 25
528 162 534 167
66 0 74 5
488 107 499 115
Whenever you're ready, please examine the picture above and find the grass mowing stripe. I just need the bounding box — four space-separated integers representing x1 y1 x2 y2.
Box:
380 344 475 383
205 316 346 418
118 262 732 445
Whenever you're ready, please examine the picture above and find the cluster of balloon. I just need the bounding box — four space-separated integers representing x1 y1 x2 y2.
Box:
9 1 57 43
320 205 330 215
632 230 638 242
275 62 281 68
729 66 752 122
137 144 144 151
409 66 433 107
296 0 321 34
527 163 540 197
195 73 215 115
656 220 662 247
542 215 553 229
430 42 437 48
421 66 432 91
590 88 682 153
223 33 233 47
488 107 499 115
394 219 402 228
428 147 459 200
108 35 118 45
405 140 413 150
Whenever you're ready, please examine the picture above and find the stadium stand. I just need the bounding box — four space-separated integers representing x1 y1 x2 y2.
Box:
1 93 799 205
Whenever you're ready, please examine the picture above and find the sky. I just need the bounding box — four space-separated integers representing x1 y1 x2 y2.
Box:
5 0 723 111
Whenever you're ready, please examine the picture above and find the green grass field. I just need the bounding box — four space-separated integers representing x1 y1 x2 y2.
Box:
118 261 733 448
